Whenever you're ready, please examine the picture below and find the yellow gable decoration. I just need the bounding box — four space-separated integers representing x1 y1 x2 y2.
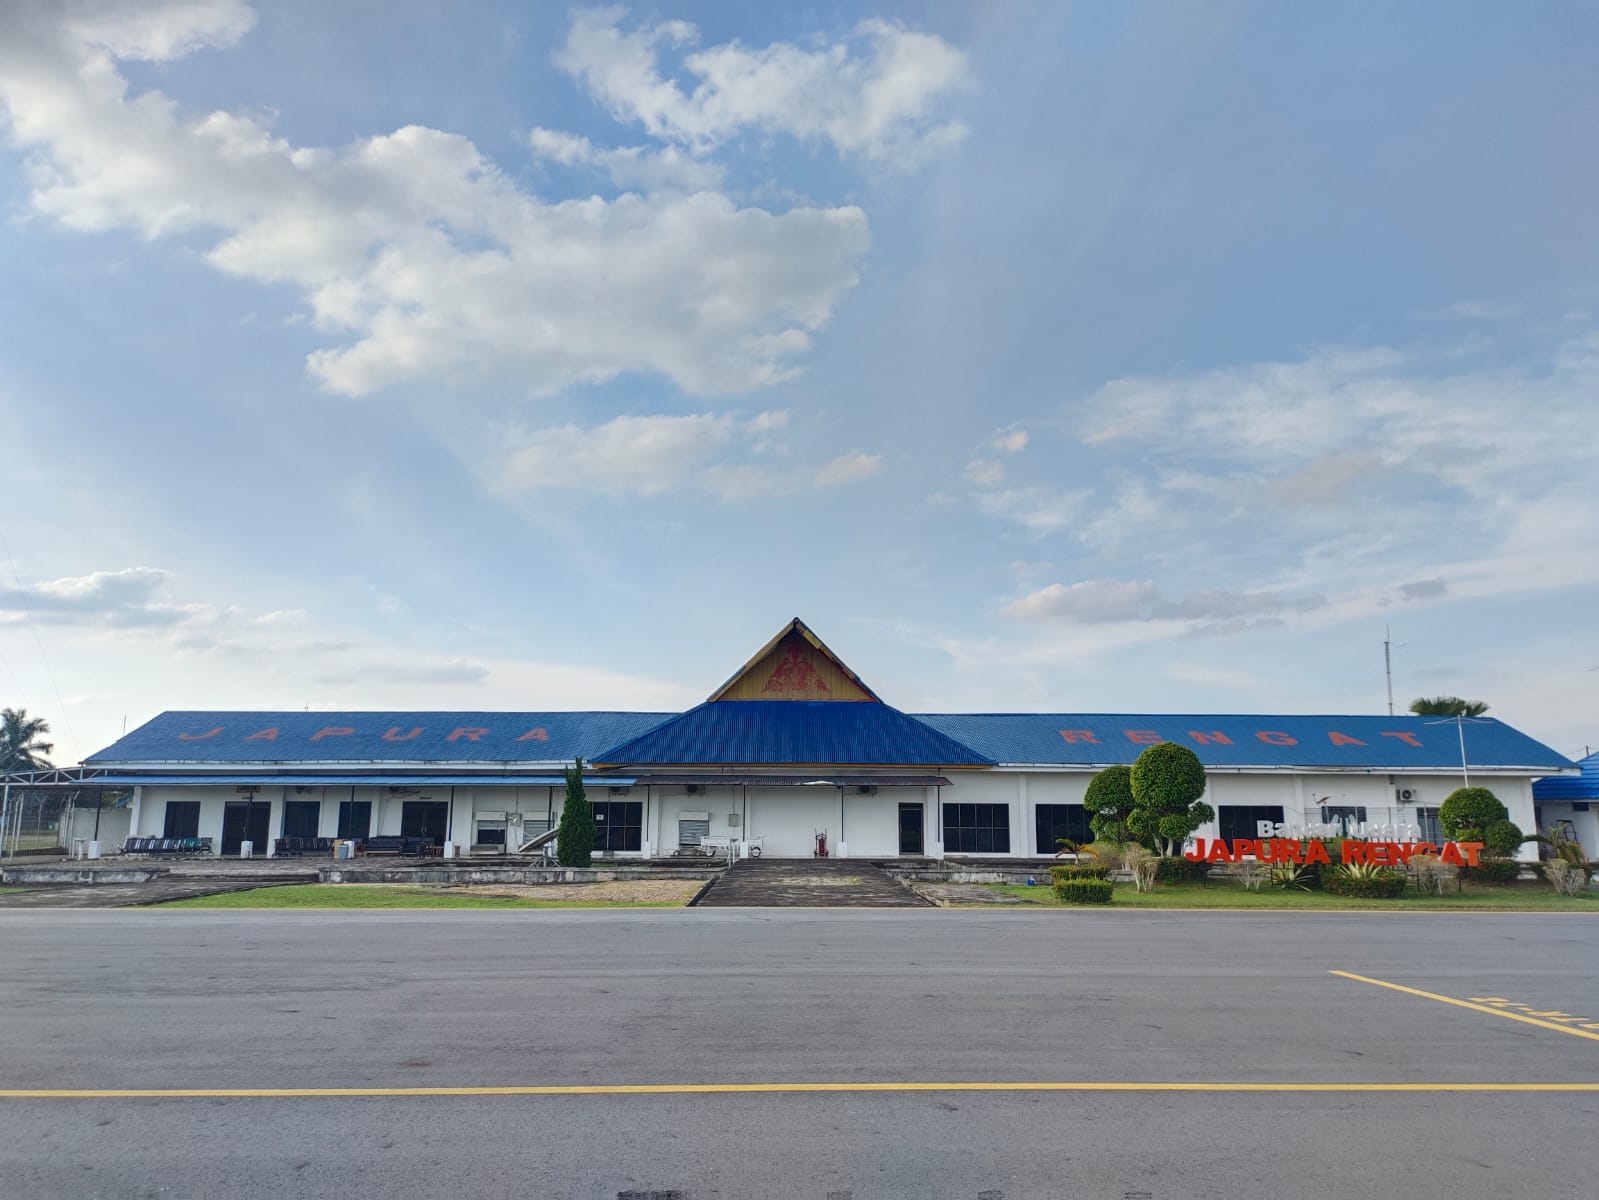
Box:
709 619 878 702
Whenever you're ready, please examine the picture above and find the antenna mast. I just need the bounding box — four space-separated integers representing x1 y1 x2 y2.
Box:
1384 626 1394 716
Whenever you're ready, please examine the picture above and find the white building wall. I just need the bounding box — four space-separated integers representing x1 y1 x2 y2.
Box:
839 790 898 858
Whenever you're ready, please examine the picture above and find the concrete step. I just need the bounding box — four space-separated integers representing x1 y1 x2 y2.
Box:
694 857 931 907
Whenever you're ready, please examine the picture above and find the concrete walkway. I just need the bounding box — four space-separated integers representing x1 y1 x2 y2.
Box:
694 857 932 907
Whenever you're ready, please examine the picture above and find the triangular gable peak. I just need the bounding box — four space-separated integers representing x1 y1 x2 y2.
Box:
707 619 878 703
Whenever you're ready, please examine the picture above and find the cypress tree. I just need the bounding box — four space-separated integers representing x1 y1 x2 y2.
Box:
555 757 595 867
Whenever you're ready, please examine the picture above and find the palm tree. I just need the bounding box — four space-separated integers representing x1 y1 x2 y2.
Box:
0 708 54 774
1408 696 1490 717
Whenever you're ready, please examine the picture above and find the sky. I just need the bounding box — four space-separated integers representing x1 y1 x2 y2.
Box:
1 0 1596 766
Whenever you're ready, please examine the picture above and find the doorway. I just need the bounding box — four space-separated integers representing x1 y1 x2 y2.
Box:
400 800 450 845
898 802 924 856
222 800 270 855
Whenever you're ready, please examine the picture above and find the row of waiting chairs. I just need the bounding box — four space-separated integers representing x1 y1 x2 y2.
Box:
120 837 213 857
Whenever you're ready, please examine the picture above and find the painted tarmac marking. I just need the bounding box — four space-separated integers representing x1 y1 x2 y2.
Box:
1330 970 1599 1043
3 1081 1599 1100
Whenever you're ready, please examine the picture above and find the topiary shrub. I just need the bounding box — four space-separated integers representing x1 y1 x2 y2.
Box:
1052 878 1114 904
1459 859 1523 886
1482 818 1527 857
1438 787 1509 840
1083 764 1136 844
1049 863 1111 884
1322 863 1407 899
1127 743 1214 856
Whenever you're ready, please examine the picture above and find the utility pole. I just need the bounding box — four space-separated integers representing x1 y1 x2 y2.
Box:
1384 626 1394 716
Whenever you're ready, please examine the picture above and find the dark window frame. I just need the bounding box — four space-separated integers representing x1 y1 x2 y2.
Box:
592 800 643 853
162 800 201 840
1034 803 1090 854
943 802 1011 854
282 799 321 839
1217 805 1285 842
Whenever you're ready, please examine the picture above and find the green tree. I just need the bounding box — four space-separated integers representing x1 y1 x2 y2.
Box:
1408 696 1490 717
554 757 595 868
1127 742 1214 856
1083 764 1136 843
1 708 54 774
1438 785 1524 855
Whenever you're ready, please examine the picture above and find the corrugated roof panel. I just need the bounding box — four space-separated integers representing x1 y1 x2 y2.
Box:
913 713 1575 771
86 712 674 765
88 774 633 787
595 701 994 766
1534 751 1599 799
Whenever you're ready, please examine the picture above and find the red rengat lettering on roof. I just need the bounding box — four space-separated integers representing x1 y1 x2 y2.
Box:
177 727 223 741
1124 729 1163 744
1255 730 1297 746
1328 731 1367 746
1187 730 1233 745
1058 729 1099 744
1381 731 1422 746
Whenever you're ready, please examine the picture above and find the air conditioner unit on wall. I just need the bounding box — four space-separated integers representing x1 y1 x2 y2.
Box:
608 786 631 796
685 784 703 795
856 785 878 796
1396 787 1417 803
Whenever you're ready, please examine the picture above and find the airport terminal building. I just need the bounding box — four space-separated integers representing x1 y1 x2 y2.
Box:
85 620 1575 860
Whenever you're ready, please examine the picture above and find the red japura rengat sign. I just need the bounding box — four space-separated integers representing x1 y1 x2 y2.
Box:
1185 838 1485 866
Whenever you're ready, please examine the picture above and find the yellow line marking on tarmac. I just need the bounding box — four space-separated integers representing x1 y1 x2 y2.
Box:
1330 970 1599 1043
4 1082 1599 1100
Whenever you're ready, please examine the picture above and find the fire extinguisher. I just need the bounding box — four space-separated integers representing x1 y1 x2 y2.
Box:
815 829 828 858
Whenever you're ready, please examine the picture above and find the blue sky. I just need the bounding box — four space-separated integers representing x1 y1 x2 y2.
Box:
1 0 1596 765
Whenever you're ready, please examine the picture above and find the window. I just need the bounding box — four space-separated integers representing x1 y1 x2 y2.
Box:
1319 805 1367 835
1035 804 1090 854
943 803 1011 854
282 800 320 839
336 800 372 839
163 801 200 840
593 801 642 853
1416 807 1443 843
1218 805 1284 842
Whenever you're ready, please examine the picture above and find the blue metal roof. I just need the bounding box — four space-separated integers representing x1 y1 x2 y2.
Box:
913 713 1575 770
1534 751 1599 800
86 712 673 765
85 775 634 788
595 701 994 766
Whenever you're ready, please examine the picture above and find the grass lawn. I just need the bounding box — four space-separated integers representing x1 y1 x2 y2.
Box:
159 885 688 910
993 881 1599 912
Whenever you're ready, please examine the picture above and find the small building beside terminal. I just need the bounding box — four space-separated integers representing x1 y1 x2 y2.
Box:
82 620 1576 860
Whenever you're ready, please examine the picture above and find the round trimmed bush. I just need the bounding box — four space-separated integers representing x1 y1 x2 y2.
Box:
1482 818 1527 857
1438 787 1508 839
1052 878 1114 904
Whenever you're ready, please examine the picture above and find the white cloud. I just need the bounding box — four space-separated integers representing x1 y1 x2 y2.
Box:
991 427 1028 452
0 0 871 397
1064 332 1599 614
962 458 1004 486
814 451 882 487
1001 578 1327 628
556 7 970 167
499 412 879 500
974 485 1089 536
528 126 723 191
0 567 199 628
